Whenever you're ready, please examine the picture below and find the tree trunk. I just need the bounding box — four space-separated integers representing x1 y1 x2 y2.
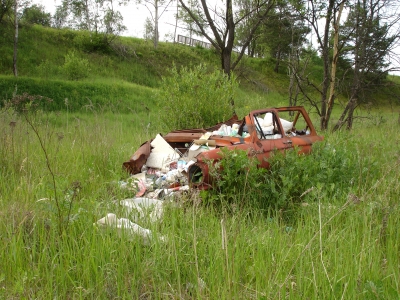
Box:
321 1 345 130
334 55 361 131
173 0 178 43
222 48 232 75
274 47 281 73
319 0 335 130
179 0 273 76
154 0 159 49
84 0 91 33
333 64 361 131
250 43 255 57
13 0 17 77
332 93 358 131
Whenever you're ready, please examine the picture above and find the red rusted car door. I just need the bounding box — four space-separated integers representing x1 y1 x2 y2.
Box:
245 107 323 168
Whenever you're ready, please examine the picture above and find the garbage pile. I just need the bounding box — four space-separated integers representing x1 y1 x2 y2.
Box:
95 124 250 243
119 133 194 199
121 125 248 199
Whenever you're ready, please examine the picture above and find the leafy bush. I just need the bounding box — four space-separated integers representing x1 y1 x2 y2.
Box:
62 51 90 81
205 148 268 207
156 64 238 130
73 32 112 54
265 142 368 206
205 141 378 210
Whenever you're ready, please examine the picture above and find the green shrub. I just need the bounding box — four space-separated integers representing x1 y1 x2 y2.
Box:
204 148 268 208
156 64 238 130
73 32 112 54
205 141 378 211
265 142 365 206
62 51 90 81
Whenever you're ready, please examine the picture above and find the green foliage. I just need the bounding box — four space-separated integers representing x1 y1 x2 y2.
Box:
156 64 238 130
205 148 268 207
62 51 91 81
205 140 378 210
73 31 113 53
0 0 13 23
36 59 61 79
265 141 376 206
21 4 51 27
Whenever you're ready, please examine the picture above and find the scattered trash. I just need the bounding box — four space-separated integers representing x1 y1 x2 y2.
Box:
102 107 323 243
95 213 167 244
120 197 165 222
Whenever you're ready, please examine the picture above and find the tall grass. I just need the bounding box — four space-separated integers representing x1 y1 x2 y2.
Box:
0 102 399 298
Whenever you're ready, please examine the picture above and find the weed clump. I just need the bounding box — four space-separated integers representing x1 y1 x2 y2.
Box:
156 64 237 131
63 51 90 81
7 92 53 113
203 141 377 211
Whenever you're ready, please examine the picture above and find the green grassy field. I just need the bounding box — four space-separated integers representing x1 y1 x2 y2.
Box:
1 23 399 299
1 101 399 299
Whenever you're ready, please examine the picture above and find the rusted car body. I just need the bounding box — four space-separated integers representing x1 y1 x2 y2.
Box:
123 106 323 189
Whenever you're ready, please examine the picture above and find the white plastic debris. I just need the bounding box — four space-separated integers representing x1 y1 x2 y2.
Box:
264 134 282 139
254 114 294 136
132 172 146 180
177 160 187 170
213 124 232 136
199 132 212 140
165 169 184 182
120 197 164 222
263 112 273 127
146 134 180 169
280 118 293 132
212 124 242 137
186 147 209 161
183 160 195 172
95 213 166 244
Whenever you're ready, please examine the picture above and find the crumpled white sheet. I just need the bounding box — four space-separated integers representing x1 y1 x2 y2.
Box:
255 114 293 136
95 197 168 244
120 197 164 223
96 213 167 244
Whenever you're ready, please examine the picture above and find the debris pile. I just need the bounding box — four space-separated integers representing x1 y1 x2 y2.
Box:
121 126 248 199
96 128 244 243
95 124 248 242
120 133 192 199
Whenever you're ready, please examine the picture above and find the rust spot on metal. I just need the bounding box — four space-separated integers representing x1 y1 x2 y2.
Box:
123 141 151 174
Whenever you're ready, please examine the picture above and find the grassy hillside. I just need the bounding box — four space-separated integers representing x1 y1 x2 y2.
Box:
1 24 399 116
0 25 216 84
0 25 298 111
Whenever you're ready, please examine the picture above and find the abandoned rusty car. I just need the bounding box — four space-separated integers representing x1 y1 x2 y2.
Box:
123 106 324 191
